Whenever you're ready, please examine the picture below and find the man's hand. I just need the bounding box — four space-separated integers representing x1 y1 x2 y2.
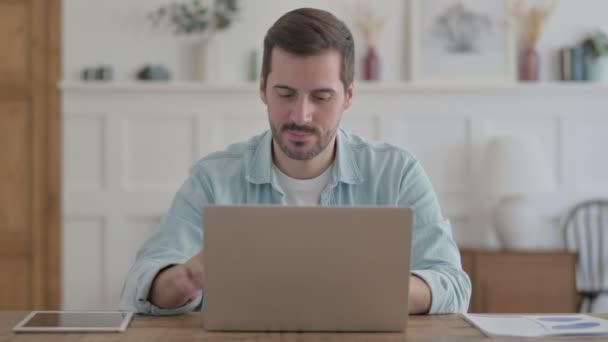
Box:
149 250 205 309
409 274 432 314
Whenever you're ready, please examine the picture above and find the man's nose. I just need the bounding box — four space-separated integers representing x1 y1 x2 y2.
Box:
290 97 313 125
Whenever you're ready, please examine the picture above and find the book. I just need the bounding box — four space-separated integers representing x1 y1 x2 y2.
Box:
571 46 586 81
464 314 608 337
560 47 572 81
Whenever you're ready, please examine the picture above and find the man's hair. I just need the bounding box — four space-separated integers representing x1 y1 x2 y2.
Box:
262 8 355 92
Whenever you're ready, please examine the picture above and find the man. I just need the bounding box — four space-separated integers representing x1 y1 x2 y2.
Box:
121 7 471 315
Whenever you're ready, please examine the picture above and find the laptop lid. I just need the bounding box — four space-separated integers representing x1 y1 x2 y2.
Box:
202 206 413 332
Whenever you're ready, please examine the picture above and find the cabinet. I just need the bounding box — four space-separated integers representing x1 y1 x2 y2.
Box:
460 249 578 313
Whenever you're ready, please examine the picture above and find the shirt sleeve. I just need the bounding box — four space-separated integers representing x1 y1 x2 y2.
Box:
399 158 472 314
120 166 213 315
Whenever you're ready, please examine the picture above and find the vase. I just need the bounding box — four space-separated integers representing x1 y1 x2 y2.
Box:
363 46 380 81
248 49 260 82
585 57 608 83
519 47 540 81
494 196 561 250
194 37 220 82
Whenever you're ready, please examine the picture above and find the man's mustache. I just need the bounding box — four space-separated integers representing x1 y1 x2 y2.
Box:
281 123 319 135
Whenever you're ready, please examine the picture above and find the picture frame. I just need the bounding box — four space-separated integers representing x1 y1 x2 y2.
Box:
408 0 517 84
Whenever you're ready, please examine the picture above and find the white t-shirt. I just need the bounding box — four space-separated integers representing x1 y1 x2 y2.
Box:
272 164 333 206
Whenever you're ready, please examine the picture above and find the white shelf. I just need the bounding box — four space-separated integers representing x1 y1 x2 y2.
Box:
59 80 608 94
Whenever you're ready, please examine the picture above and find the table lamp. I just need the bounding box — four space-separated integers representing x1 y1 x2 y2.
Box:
484 135 557 250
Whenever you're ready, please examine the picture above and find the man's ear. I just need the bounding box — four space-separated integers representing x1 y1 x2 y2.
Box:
259 75 267 105
343 82 354 110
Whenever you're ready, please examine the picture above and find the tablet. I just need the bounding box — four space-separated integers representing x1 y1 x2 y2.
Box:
13 311 134 333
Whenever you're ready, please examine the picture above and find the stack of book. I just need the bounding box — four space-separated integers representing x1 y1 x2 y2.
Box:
559 46 586 81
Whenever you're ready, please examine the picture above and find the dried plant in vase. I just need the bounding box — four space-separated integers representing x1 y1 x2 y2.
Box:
512 0 558 81
352 2 387 81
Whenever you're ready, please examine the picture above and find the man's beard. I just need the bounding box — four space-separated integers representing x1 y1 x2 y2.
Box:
270 121 337 160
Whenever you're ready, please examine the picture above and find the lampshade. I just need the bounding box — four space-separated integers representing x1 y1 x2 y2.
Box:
484 135 557 198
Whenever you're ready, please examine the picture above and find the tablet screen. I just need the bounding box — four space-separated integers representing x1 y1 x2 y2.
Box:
14 311 133 332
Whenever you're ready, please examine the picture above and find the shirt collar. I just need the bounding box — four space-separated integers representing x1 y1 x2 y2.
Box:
246 129 363 186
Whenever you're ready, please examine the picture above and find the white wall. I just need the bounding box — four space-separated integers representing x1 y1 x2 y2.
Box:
61 82 608 310
63 0 403 82
63 0 608 82
61 0 608 311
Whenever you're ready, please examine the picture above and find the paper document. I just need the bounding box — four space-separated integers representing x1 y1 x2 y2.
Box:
464 314 608 337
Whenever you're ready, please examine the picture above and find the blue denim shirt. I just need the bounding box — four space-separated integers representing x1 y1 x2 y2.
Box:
120 129 471 315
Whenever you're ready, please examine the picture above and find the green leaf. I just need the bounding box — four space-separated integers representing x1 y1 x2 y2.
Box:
226 0 238 12
215 12 230 30
149 0 238 35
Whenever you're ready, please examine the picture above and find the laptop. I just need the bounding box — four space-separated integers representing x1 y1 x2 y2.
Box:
202 206 413 332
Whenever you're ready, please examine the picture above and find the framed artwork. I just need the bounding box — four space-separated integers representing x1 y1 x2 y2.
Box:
408 0 516 84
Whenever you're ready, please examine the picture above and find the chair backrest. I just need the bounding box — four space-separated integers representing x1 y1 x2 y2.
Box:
562 200 608 293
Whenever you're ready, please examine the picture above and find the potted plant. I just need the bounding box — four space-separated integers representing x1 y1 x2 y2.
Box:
582 31 608 82
149 0 240 81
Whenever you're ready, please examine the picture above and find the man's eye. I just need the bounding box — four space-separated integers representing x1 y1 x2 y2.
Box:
278 93 294 98
314 95 330 102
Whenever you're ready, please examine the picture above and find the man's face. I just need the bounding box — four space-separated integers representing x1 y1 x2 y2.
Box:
260 48 353 160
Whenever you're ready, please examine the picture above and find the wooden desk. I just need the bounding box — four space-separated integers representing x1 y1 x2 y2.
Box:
2 311 608 341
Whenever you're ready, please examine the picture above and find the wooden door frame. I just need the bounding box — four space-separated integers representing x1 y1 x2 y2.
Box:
29 0 62 309
47 0 62 310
